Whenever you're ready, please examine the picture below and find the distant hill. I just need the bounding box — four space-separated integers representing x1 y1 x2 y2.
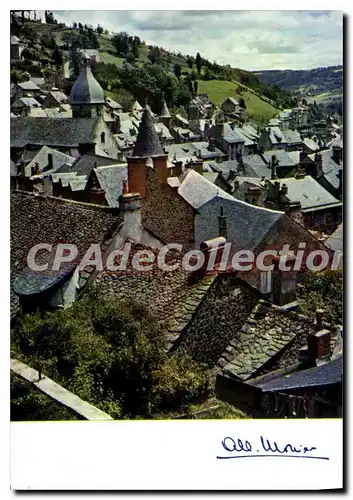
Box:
14 18 296 121
253 65 343 97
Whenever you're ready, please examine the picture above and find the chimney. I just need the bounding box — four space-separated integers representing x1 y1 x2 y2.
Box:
118 192 143 242
307 329 331 364
152 155 169 185
315 308 324 331
197 236 227 277
337 169 342 196
122 179 128 194
271 253 297 306
171 161 183 178
245 186 262 206
314 152 323 178
204 120 210 139
188 159 204 175
89 185 106 205
127 156 152 199
332 145 342 165
48 153 53 170
208 137 215 152
280 183 288 196
271 155 277 179
78 142 96 156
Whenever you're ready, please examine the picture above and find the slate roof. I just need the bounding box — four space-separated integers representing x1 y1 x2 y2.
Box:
252 356 342 392
198 193 283 252
11 117 100 148
178 169 235 209
30 77 46 87
11 191 121 317
55 153 119 176
303 137 320 152
263 149 298 168
190 141 226 159
325 223 343 252
283 129 303 145
47 90 68 104
18 97 42 108
268 176 342 212
25 146 75 177
222 97 239 107
70 58 105 105
218 301 318 381
105 97 123 110
94 164 128 207
308 149 342 190
17 81 40 92
154 122 173 140
242 154 270 178
131 107 164 158
219 123 245 144
96 243 217 350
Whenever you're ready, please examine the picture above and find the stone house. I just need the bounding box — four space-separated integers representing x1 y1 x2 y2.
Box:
220 97 241 117
14 81 41 99
265 175 342 234
10 190 123 320
10 35 26 60
42 90 68 108
207 121 245 160
11 116 121 161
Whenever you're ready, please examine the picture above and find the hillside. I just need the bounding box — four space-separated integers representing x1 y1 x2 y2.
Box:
254 65 343 103
14 18 293 120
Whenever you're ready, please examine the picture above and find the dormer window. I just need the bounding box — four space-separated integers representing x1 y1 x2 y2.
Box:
100 132 105 144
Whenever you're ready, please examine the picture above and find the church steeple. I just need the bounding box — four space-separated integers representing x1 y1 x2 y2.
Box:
70 55 105 118
160 98 171 128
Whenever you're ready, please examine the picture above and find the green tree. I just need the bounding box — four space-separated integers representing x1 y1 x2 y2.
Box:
196 52 202 75
96 24 103 35
12 290 208 419
186 55 193 69
52 45 63 68
73 22 77 29
173 63 182 79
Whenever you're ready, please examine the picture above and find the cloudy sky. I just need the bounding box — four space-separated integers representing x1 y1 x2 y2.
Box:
53 10 343 71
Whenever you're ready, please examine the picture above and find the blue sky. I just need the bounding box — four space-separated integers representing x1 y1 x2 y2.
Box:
53 10 343 70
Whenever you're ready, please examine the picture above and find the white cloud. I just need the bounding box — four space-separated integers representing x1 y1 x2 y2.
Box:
53 10 343 70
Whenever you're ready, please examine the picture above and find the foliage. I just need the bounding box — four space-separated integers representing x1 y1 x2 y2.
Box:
195 52 202 75
11 289 208 419
297 269 343 325
96 25 103 36
93 61 119 90
52 45 63 67
189 401 251 419
11 375 80 421
173 63 182 79
45 11 57 24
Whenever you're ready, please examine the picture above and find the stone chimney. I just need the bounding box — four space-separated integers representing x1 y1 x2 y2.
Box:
314 152 323 178
245 185 262 206
198 236 227 276
337 169 343 196
307 329 331 364
271 253 297 306
48 153 53 170
208 137 216 152
118 192 143 242
332 145 342 164
280 183 288 196
78 142 96 156
271 155 277 179
171 161 183 178
188 159 204 175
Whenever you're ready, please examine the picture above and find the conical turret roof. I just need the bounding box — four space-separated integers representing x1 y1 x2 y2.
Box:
132 107 164 158
70 56 105 105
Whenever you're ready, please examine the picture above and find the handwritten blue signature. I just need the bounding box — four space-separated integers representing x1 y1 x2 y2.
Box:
217 436 329 460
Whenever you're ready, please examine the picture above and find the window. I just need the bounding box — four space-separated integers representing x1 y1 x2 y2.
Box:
100 132 105 144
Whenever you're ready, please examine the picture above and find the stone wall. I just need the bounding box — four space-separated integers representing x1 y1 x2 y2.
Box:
142 166 195 247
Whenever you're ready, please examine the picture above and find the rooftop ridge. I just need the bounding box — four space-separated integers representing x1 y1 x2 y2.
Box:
12 189 119 213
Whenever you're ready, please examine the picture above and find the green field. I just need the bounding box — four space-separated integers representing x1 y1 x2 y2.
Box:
197 80 278 122
100 51 125 67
